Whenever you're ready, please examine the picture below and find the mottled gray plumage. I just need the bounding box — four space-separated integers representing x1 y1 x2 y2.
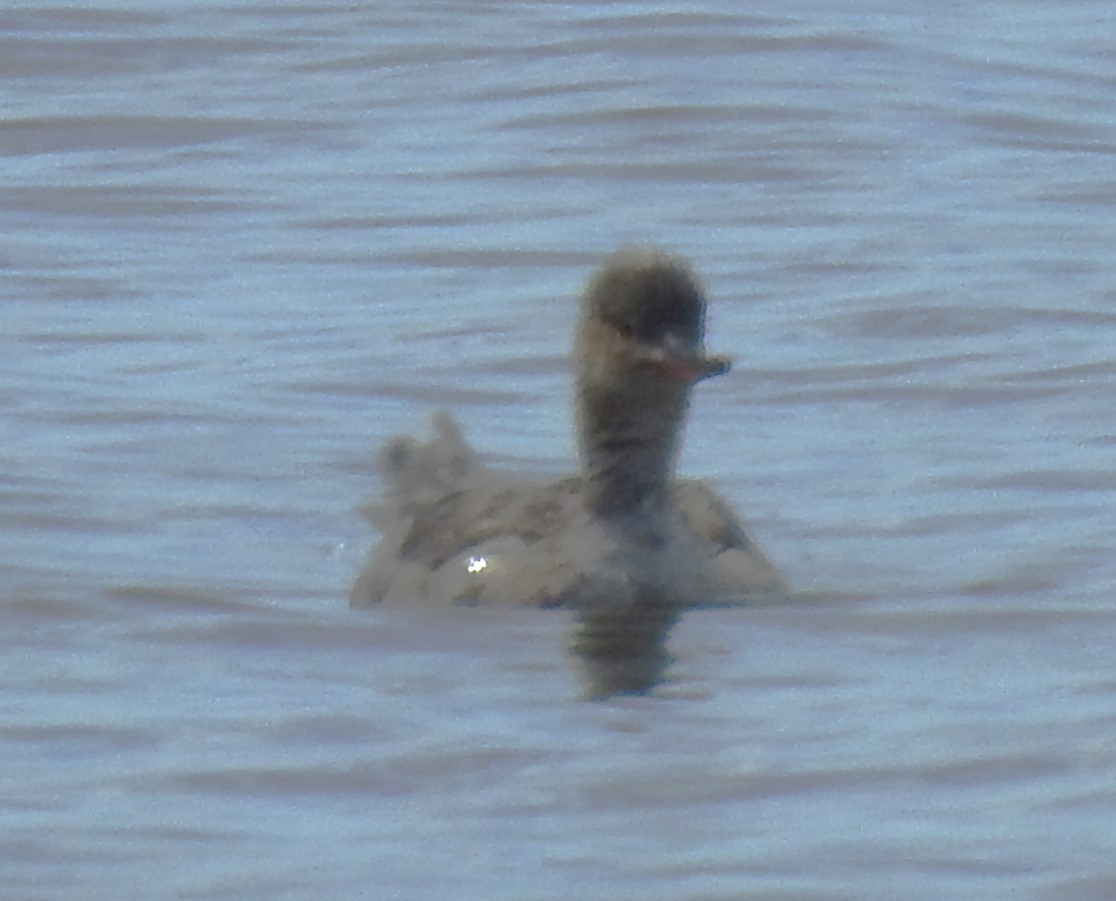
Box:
350 250 785 616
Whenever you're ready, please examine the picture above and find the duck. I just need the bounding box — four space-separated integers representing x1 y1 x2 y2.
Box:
350 249 786 692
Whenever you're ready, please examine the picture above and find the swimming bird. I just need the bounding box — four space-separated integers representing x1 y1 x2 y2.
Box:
350 249 785 692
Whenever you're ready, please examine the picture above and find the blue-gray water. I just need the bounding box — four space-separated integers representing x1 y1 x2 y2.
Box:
3 2 1115 898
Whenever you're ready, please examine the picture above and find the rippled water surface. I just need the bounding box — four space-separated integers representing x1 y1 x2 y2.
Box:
3 2 1116 898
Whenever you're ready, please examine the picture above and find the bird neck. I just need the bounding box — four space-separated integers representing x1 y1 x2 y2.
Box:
576 380 689 517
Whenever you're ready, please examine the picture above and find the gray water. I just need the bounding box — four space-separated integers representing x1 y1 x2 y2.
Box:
3 2 1116 898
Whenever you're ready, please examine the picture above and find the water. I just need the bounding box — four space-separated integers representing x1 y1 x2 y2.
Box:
2 2 1115 898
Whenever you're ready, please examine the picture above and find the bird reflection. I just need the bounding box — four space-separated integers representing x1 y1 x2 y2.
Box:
570 602 678 698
